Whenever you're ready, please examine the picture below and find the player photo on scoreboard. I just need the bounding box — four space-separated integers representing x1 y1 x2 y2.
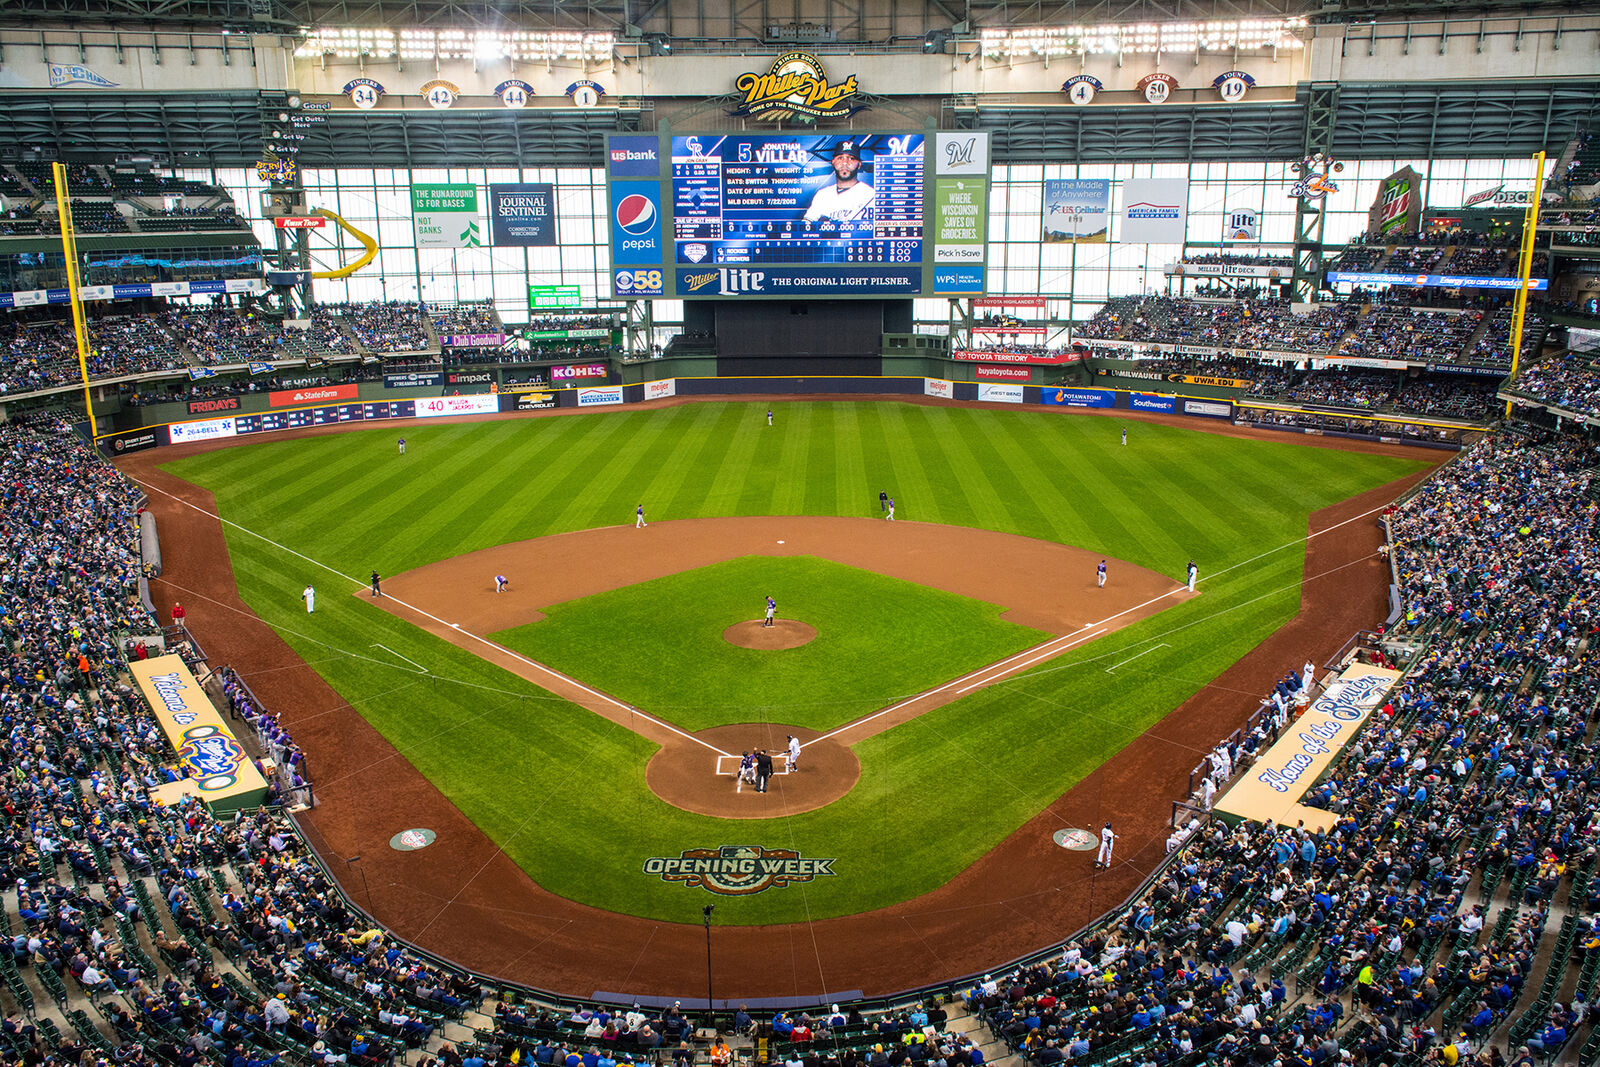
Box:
670 133 925 267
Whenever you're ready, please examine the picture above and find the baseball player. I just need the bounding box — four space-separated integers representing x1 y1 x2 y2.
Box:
302 585 315 613
879 490 888 512
738 751 756 790
398 437 406 455
636 504 647 528
764 596 776 628
786 734 801 773
1187 559 1198 592
1097 560 1107 588
1096 822 1117 869
1121 427 1127 446
767 409 773 426
886 496 895 521
370 570 381 598
495 574 509 593
803 141 874 223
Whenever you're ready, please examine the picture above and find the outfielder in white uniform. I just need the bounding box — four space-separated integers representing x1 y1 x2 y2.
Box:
302 585 315 613
1096 822 1117 869
804 142 874 223
1187 560 1198 592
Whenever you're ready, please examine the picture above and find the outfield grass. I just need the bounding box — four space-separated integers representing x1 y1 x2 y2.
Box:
160 401 1428 923
492 555 1050 733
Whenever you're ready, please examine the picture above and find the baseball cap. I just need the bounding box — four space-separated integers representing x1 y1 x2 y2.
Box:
832 141 861 159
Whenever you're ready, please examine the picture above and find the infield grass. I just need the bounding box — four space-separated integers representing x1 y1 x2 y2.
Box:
157 401 1431 924
492 555 1050 732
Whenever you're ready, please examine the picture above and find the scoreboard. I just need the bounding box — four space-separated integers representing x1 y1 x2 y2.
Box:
608 131 990 300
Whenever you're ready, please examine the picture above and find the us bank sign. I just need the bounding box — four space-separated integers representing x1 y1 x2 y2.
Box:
645 845 837 895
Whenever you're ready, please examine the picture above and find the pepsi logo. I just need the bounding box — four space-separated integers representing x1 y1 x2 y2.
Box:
616 194 657 234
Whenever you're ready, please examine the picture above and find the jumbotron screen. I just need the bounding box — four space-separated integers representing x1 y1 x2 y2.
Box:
607 131 990 300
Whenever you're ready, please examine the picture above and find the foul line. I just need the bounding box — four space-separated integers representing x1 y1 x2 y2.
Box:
1105 643 1169 674
132 478 733 760
370 643 428 675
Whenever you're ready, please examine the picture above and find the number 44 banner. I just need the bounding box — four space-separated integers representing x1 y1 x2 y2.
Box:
412 184 482 248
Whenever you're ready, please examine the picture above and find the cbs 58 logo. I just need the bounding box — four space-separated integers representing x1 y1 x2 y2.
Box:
614 269 663 296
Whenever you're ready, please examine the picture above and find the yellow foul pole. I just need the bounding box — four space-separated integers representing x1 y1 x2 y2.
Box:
51 162 98 438
1505 150 1546 420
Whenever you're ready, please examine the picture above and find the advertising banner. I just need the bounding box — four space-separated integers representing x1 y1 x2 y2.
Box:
385 372 443 389
1223 208 1259 242
1214 663 1401 832
488 183 557 246
1183 399 1233 419
608 135 661 177
552 363 608 380
441 333 508 347
512 392 558 410
187 397 240 415
445 370 494 387
676 266 918 299
611 180 664 266
1370 167 1423 236
130 655 270 815
525 328 611 341
415 394 500 419
972 325 1047 337
1170 373 1254 389
269 383 358 408
645 379 677 401
1041 387 1114 408
104 429 162 455
1326 270 1547 291
1168 261 1287 280
1120 179 1189 244
933 266 985 296
1129 393 1176 413
973 296 1047 310
924 378 955 399
977 383 1024 404
412 184 481 248
977 366 1031 381
952 349 1076 365
578 386 624 407
1043 179 1112 243
934 178 987 264
168 417 237 443
529 285 583 309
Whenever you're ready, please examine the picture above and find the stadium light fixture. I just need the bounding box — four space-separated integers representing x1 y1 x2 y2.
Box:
297 27 615 62
980 17 1305 58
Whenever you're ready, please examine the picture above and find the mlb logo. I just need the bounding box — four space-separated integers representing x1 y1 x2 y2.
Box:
683 243 708 263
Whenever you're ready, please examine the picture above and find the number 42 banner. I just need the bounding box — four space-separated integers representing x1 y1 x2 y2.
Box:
412 184 482 248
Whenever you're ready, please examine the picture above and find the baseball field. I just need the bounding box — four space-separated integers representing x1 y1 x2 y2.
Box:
145 399 1429 942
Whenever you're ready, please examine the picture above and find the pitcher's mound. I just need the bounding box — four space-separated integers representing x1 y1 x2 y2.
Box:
724 619 817 650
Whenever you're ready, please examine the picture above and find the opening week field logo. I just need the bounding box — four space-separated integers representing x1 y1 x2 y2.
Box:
644 846 836 895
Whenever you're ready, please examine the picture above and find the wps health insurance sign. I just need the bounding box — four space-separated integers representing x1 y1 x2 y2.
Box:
412 184 481 248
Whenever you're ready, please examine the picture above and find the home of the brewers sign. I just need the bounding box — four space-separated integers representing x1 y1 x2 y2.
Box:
730 52 860 122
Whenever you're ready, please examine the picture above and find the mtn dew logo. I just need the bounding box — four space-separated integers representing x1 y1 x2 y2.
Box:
645 845 836 895
412 183 480 249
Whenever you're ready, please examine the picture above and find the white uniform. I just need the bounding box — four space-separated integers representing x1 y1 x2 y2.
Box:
804 181 874 222
787 735 801 773
1096 824 1117 868
1187 562 1198 592
302 586 315 613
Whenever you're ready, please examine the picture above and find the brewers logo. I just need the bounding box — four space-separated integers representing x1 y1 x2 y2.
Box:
643 845 836 895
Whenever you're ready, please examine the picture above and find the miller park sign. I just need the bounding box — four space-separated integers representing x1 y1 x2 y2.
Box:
644 845 836 895
730 52 860 122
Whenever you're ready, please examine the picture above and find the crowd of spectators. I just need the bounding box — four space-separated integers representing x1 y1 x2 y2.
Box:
1341 306 1485 364
1179 252 1294 268
1078 297 1357 355
431 303 505 339
1507 350 1600 418
320 302 431 353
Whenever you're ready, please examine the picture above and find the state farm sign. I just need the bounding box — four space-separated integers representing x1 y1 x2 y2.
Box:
269 383 358 407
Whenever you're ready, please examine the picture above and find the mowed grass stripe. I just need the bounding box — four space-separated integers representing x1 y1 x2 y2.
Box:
636 404 734 520
159 401 1432 925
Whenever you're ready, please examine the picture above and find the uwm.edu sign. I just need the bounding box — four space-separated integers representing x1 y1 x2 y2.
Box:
644 845 835 895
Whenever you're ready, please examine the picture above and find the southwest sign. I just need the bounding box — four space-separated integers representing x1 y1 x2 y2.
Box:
644 845 836 895
731 52 859 122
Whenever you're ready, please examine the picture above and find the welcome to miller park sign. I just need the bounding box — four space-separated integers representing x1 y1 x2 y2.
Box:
644 845 837 895
729 52 862 122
